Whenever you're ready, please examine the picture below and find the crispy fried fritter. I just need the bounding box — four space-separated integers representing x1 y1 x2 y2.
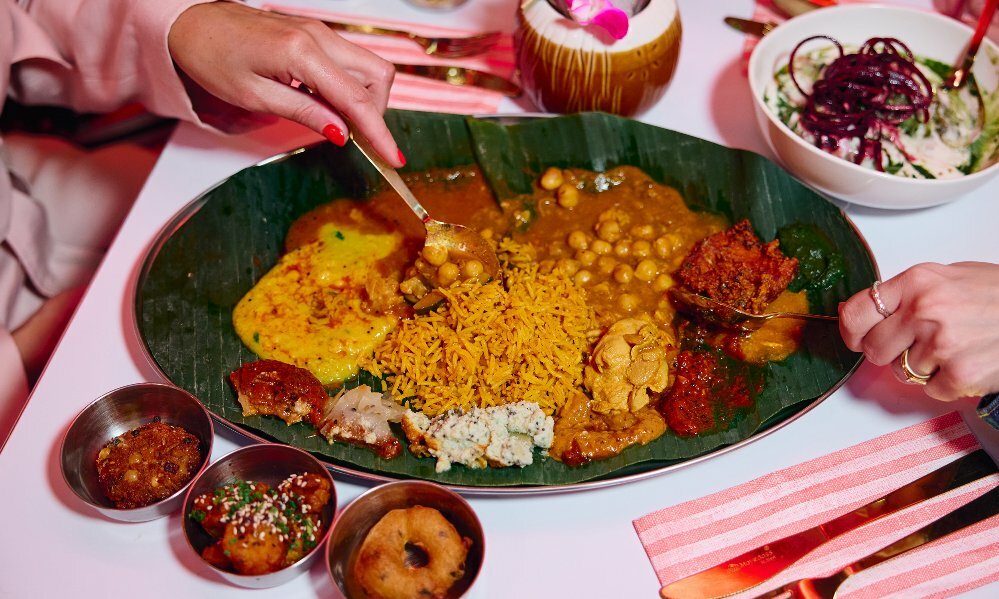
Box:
228 359 327 425
276 472 331 515
676 219 798 314
95 421 201 509
354 506 471 599
189 475 329 576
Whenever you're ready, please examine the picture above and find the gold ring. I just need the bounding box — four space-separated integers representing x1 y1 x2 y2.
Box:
900 349 932 385
870 280 892 318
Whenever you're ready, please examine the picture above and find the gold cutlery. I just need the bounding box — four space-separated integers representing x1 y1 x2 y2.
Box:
668 287 838 332
773 0 836 18
723 16 777 37
753 484 999 598
393 63 521 97
269 9 501 58
660 449 998 598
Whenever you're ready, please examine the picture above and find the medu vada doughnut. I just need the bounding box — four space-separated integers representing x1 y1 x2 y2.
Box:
353 506 472 599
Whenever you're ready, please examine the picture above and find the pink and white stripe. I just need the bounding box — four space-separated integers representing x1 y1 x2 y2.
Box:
263 4 516 114
633 412 999 598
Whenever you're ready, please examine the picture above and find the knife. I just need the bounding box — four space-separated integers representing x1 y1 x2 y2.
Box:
754 484 999 599
723 16 778 38
393 63 521 97
659 449 998 599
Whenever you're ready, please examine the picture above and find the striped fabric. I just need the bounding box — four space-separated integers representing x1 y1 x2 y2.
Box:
263 4 516 114
633 412 999 598
741 0 874 63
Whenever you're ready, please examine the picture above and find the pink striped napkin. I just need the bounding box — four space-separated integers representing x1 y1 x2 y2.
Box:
264 4 516 114
741 0 874 62
634 412 999 598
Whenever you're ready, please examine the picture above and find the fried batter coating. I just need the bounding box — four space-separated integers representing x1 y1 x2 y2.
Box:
188 475 329 576
676 219 798 314
220 520 288 576
228 359 327 425
353 506 472 599
95 420 201 509
191 480 269 538
277 472 331 515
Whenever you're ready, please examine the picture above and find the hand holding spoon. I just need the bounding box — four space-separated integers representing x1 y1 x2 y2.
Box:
348 126 501 288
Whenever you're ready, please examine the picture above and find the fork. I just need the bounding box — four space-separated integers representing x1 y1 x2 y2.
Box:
325 21 500 57
271 9 502 58
754 485 999 598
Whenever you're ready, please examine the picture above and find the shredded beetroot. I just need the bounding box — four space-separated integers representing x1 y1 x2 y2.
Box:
789 36 933 170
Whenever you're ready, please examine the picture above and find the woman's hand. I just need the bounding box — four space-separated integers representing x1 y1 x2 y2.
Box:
839 262 999 401
167 2 402 166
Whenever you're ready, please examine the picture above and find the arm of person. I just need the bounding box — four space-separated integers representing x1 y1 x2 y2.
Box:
10 0 401 165
839 261 999 429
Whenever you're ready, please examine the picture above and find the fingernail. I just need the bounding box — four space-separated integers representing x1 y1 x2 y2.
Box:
322 124 346 146
397 148 407 167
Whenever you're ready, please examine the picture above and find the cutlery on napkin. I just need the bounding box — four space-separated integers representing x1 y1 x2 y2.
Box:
263 4 517 114
635 412 999 599
754 485 999 598
659 449 998 598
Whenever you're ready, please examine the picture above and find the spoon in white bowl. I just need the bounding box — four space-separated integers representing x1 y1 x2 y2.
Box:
934 0 998 149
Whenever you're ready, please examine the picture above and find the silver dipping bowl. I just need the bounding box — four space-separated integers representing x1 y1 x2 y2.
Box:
327 480 485 598
60 382 214 523
181 444 337 589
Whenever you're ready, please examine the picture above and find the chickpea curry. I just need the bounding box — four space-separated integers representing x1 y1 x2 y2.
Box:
232 163 826 468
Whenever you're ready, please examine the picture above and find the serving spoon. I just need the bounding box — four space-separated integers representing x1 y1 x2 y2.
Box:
348 126 501 286
934 0 998 149
668 287 838 332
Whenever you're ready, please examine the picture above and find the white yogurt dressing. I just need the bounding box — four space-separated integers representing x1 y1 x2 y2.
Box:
764 44 990 179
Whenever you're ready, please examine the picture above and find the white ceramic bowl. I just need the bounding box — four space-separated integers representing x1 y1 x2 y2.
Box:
748 4 999 209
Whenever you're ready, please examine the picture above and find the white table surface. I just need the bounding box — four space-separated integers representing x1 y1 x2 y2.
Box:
1 0 997 597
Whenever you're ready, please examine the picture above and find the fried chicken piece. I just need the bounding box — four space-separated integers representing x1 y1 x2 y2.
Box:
277 472 331 515
191 480 270 538
221 519 288 576
676 219 798 314
228 359 327 426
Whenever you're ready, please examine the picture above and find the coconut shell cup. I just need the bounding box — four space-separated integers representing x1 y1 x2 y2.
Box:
516 0 682 116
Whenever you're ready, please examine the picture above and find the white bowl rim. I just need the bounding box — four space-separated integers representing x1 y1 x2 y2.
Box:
747 3 999 186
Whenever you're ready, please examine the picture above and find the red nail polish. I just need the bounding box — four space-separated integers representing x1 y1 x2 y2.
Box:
322 124 346 146
397 148 406 167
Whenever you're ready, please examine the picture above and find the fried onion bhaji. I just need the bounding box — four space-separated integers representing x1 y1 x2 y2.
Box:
676 219 798 314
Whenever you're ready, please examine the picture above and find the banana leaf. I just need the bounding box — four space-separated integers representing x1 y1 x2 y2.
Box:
136 110 875 490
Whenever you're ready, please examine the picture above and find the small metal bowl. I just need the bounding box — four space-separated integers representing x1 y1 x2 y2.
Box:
181 444 337 589
60 382 214 523
327 480 485 598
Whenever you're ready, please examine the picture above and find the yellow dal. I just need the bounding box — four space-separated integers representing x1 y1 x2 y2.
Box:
233 224 400 386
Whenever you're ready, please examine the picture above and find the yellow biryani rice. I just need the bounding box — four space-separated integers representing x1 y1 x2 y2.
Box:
363 247 597 417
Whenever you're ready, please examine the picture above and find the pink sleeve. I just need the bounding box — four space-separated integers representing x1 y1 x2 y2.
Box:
9 0 219 125
0 327 28 446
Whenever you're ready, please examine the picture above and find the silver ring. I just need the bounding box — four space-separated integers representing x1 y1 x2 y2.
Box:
900 349 932 385
870 280 892 318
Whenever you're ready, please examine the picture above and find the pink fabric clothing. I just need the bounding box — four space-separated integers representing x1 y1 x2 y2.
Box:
0 0 216 440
